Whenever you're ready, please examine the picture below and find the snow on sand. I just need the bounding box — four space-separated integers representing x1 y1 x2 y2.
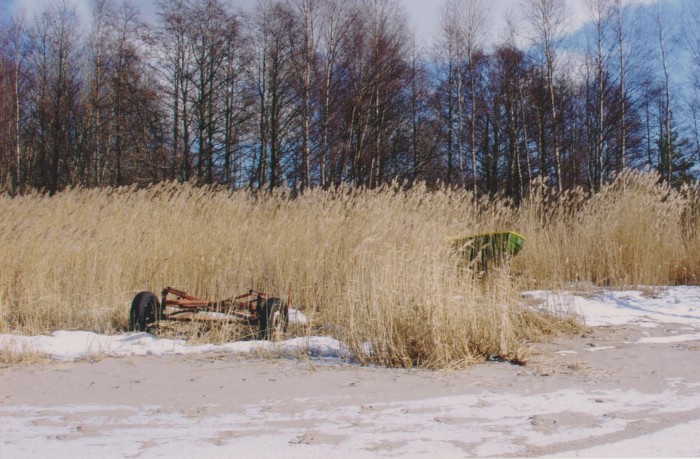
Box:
1 287 700 458
2 287 700 361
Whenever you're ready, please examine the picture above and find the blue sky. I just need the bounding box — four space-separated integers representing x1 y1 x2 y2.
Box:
0 0 675 48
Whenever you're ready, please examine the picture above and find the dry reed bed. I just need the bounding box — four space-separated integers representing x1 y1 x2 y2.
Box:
1 170 698 368
514 171 700 286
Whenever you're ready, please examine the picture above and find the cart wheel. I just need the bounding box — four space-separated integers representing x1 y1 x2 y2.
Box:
129 291 162 332
257 298 289 340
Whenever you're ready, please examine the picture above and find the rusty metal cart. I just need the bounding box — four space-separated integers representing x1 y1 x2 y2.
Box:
128 287 289 340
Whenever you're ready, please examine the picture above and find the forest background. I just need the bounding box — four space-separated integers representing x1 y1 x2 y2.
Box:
2 0 700 197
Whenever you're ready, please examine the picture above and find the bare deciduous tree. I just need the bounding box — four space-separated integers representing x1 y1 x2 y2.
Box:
27 1 83 193
523 0 568 191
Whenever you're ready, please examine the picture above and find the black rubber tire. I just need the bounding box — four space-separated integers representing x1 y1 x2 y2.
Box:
257 297 289 340
129 291 162 332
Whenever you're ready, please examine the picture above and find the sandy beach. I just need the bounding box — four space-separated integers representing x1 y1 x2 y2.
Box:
2 319 700 458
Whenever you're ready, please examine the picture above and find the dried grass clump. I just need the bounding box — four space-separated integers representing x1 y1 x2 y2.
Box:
3 170 698 368
0 337 49 367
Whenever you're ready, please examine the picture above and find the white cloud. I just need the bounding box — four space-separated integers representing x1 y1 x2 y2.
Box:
4 0 257 25
3 0 682 47
406 0 678 50
6 0 91 23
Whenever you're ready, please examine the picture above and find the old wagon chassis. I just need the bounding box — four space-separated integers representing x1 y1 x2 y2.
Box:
128 287 289 340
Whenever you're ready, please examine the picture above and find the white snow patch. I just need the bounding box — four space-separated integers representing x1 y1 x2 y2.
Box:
584 346 616 352
288 308 308 324
197 307 308 324
636 333 700 344
0 332 353 362
523 286 700 330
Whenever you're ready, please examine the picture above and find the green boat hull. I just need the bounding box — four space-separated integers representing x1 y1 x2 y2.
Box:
450 231 526 269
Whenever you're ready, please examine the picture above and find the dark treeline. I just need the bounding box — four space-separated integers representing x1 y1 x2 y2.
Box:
1 0 700 197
